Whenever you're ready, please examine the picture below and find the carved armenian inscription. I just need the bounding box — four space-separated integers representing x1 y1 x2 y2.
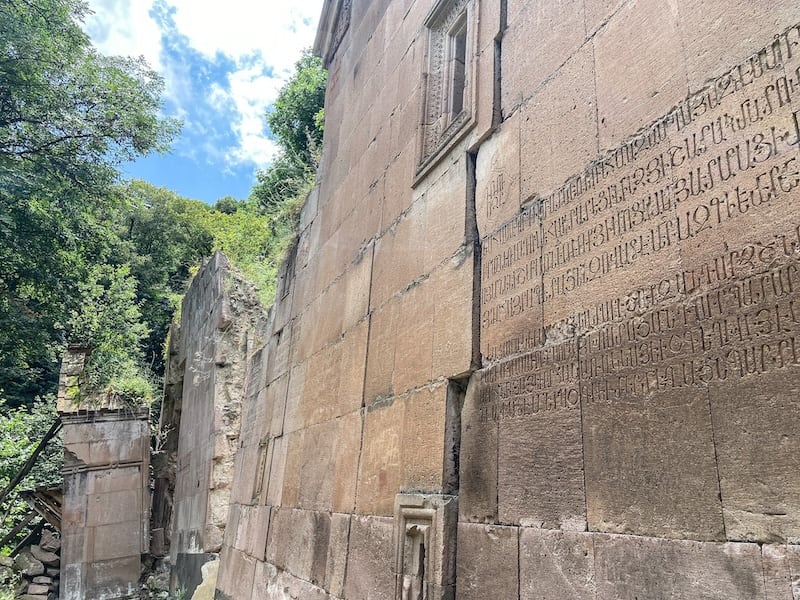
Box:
479 24 800 421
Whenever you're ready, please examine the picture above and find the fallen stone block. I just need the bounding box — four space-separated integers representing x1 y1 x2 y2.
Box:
13 550 44 576
30 545 59 566
26 583 50 595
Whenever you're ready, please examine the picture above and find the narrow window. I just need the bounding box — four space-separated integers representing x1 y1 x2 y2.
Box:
449 15 467 120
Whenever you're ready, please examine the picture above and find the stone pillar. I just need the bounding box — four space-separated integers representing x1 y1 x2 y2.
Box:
57 348 151 600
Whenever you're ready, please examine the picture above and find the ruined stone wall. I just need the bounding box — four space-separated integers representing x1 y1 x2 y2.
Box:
179 1 800 598
159 252 268 593
58 349 151 600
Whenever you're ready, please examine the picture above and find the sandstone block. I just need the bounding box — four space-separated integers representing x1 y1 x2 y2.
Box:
595 0 686 151
298 419 338 511
266 508 330 586
266 435 287 507
424 158 469 273
678 0 800 90
401 384 447 492
343 516 395 600
280 430 304 508
520 44 597 202
583 386 724 540
364 297 398 403
430 252 475 380
371 199 425 308
760 544 800 599
503 0 587 111
495 343 586 530
14 551 44 576
711 370 800 543
356 397 403 515
459 375 498 523
325 513 351 598
520 529 595 600
392 280 434 394
594 534 765 599
479 205 543 362
476 116 522 236
456 523 519 600
332 409 363 514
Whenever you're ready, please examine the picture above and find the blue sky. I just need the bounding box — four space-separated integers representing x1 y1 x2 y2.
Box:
84 0 324 204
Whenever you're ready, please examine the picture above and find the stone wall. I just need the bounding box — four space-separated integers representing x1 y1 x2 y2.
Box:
58 349 150 600
156 252 267 595
165 1 800 598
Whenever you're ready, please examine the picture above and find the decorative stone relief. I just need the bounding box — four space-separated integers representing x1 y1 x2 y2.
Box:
393 494 458 600
417 0 479 178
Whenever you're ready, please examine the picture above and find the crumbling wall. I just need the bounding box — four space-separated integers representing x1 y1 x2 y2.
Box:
57 349 151 600
157 252 268 595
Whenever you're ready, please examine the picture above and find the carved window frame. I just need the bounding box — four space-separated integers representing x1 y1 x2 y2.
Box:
393 493 457 600
416 0 479 182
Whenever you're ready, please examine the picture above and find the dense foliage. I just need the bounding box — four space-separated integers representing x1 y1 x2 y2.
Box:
251 51 327 213
0 0 178 406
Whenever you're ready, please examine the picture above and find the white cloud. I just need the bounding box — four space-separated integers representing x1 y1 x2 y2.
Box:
166 1 321 75
84 0 162 71
216 64 284 168
84 0 324 170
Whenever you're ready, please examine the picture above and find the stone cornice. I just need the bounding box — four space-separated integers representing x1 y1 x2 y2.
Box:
313 0 350 66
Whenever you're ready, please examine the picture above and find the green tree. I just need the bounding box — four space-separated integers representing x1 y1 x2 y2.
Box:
266 51 326 163
67 264 154 402
0 0 178 193
0 0 178 406
115 181 214 372
251 51 326 212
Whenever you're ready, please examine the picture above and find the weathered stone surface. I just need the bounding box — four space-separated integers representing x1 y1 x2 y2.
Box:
266 508 330 586
710 370 800 543
39 529 60 552
459 374 497 523
324 513 350 598
583 386 725 540
475 117 522 237
503 0 587 112
14 551 44 576
331 409 362 514
494 344 586 530
760 544 800 599
356 397 404 516
520 529 595 600
251 561 330 600
593 0 686 150
456 523 519 600
520 44 597 202
25 584 49 595
594 534 766 599
343 516 394 600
